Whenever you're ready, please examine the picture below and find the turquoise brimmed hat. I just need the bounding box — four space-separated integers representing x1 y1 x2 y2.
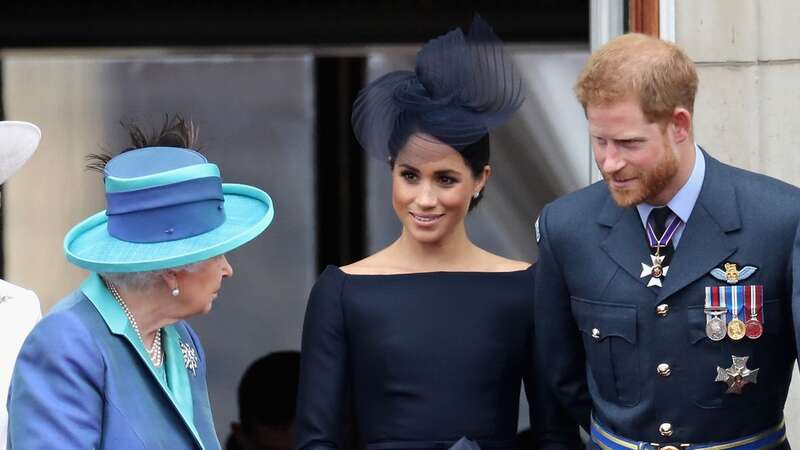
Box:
64 147 274 273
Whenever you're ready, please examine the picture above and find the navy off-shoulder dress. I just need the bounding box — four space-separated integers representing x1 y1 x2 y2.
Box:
296 265 579 450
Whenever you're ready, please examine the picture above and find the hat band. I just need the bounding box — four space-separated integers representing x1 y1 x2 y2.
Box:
106 177 225 243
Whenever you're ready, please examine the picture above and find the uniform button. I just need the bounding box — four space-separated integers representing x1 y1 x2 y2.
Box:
659 423 673 437
656 304 670 317
657 363 671 377
591 328 601 340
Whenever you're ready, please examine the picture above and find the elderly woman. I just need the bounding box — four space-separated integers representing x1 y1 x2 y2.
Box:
7 117 274 450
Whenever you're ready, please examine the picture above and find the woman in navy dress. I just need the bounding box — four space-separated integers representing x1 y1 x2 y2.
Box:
296 16 580 450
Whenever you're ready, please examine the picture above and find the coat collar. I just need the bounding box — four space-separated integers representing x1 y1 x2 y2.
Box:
692 150 741 233
81 273 206 449
656 152 739 300
597 151 740 299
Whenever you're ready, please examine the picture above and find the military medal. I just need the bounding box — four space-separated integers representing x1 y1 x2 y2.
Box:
706 263 764 341
727 286 746 340
640 212 683 288
706 316 727 341
640 254 669 287
745 320 763 339
744 284 764 339
727 319 746 340
704 286 728 341
715 355 759 394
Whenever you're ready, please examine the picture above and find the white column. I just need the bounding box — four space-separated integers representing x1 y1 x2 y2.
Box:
589 0 626 183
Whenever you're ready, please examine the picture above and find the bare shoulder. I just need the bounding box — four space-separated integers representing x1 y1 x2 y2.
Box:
475 249 531 272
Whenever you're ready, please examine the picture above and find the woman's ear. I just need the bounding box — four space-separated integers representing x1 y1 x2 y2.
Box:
477 165 492 192
159 269 179 291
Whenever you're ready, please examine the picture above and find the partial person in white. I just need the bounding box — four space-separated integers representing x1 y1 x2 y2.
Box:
0 121 41 450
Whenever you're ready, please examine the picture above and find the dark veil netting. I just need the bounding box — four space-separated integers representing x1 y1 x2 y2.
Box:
351 14 525 162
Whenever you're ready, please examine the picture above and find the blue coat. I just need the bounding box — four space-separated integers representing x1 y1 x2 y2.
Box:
7 273 221 450
534 152 800 445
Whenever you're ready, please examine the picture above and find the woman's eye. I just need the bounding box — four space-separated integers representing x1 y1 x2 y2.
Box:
400 171 418 181
438 176 456 185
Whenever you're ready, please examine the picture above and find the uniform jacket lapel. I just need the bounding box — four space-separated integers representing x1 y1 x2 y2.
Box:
597 153 740 298
598 195 655 290
657 154 740 301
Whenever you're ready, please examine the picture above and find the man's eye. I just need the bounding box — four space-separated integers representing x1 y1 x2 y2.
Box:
620 140 642 149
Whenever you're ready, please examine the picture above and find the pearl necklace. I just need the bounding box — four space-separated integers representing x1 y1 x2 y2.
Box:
105 280 164 367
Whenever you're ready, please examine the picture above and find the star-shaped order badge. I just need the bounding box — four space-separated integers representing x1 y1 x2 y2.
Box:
640 254 669 287
715 355 758 394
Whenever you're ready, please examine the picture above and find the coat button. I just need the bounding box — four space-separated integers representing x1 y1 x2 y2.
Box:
657 363 671 377
656 304 670 317
659 423 673 437
591 328 601 340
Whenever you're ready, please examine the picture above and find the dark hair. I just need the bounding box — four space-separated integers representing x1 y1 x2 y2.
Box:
388 129 491 211
86 114 199 173
238 351 300 431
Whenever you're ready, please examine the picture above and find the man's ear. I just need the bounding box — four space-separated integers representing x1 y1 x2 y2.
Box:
670 107 692 144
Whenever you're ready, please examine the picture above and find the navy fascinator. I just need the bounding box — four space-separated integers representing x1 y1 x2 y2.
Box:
352 15 524 161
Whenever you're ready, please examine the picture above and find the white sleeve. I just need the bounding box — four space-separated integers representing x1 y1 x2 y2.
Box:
0 287 42 450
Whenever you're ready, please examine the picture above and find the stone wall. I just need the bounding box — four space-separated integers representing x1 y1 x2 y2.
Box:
675 0 800 436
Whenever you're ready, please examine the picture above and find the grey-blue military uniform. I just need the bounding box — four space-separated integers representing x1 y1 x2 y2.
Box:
534 149 800 448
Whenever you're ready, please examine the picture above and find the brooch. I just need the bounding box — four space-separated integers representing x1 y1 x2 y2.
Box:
180 340 199 377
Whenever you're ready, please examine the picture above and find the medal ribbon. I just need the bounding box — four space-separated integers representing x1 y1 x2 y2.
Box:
705 285 726 309
727 286 744 322
743 285 764 323
705 286 727 313
705 286 728 340
706 286 719 309
646 212 684 250
756 285 763 323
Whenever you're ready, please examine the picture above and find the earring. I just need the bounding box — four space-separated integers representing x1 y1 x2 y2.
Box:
473 191 480 199
172 287 180 297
